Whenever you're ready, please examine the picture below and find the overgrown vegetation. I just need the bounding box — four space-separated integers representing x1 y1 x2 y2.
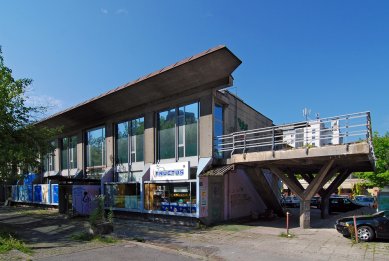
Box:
355 132 389 188
89 195 113 227
0 230 31 254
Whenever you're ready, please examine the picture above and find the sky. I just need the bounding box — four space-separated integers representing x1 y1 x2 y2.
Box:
1 1 388 134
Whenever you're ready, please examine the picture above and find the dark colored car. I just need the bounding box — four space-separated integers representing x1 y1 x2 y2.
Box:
310 196 321 208
329 197 364 213
335 210 389 241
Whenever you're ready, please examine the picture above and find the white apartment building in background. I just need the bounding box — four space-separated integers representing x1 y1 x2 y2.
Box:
283 119 342 148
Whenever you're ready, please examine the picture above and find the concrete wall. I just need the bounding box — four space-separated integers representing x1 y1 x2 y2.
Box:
225 169 266 220
201 176 224 225
215 91 273 135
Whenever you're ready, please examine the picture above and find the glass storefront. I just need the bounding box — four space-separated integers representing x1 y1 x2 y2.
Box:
144 181 197 215
86 127 106 178
105 183 141 210
158 102 198 160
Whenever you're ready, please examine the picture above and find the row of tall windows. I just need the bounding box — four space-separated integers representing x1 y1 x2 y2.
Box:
44 101 216 174
158 103 198 160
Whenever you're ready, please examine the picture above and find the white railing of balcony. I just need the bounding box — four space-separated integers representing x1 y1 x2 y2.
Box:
216 111 374 158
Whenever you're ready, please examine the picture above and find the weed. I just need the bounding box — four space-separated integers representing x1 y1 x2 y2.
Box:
0 232 32 254
279 232 295 238
71 232 117 243
213 224 251 232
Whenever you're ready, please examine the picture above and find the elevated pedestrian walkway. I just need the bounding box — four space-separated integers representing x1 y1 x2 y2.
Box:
216 112 375 228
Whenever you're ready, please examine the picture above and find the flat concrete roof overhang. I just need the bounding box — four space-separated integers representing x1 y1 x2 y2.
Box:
38 45 242 130
228 142 375 173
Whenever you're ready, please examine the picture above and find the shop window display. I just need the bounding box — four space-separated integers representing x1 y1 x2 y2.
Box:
144 181 197 214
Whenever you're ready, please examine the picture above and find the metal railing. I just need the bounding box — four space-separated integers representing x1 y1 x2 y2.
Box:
216 111 374 157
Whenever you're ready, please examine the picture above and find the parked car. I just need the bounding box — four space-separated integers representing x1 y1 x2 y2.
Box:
310 196 321 208
283 196 300 208
354 195 375 207
329 197 364 213
335 210 389 241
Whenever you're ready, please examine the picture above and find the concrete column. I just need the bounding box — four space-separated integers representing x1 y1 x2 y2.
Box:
105 122 114 169
300 200 311 229
144 112 155 164
199 95 213 158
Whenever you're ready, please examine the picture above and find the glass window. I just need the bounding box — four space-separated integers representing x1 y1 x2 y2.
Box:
69 136 77 169
214 104 224 157
61 136 77 170
43 140 56 172
61 137 68 170
116 122 129 168
158 109 176 159
115 117 144 168
131 118 144 162
86 127 106 177
144 181 197 214
104 183 141 210
158 102 198 160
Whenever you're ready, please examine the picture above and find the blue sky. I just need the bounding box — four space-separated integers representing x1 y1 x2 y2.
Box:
1 1 388 134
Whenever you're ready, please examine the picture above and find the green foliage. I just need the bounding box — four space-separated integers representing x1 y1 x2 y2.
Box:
0 231 32 254
352 183 366 196
89 195 113 226
71 232 117 243
355 132 389 188
279 232 295 238
0 47 61 183
238 118 248 131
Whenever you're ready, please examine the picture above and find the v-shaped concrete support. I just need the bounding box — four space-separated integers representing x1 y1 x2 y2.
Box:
270 159 336 228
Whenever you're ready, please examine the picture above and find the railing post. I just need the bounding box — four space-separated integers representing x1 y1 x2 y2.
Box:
243 132 247 154
272 127 275 152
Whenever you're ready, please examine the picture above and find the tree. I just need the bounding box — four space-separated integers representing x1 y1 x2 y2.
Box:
0 47 61 184
355 132 389 188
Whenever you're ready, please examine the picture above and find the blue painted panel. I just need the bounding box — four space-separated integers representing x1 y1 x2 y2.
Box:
11 186 18 201
33 185 43 203
51 184 59 204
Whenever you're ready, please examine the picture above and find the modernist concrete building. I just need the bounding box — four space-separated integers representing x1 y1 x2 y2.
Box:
37 46 279 224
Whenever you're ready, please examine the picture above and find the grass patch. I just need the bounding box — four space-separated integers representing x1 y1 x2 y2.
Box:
0 231 32 254
71 232 117 244
279 232 295 238
14 208 56 216
213 224 251 232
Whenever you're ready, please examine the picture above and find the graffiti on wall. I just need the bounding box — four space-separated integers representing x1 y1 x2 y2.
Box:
72 185 100 215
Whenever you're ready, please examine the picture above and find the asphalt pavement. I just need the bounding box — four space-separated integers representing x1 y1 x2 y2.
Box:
1 205 388 261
